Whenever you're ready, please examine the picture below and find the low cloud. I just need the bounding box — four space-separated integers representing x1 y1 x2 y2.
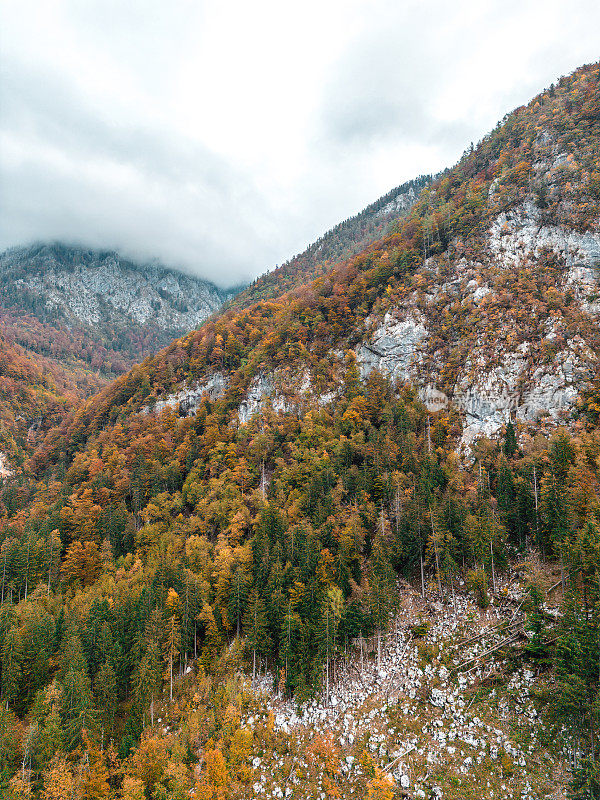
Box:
1 0 599 287
0 58 285 286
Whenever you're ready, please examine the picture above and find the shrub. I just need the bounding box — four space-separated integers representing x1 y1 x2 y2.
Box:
466 568 490 609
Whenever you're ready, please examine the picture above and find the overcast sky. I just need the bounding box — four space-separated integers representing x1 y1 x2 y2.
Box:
1 0 599 287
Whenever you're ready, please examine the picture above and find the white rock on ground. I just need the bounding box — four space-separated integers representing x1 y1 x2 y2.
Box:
235 578 560 798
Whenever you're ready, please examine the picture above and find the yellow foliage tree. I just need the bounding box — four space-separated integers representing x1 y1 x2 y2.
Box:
196 746 229 800
120 776 145 800
41 756 77 800
80 732 110 800
366 768 395 800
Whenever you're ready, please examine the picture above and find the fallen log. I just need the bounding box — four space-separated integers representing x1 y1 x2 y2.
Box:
383 744 416 772
452 632 522 672
447 617 523 652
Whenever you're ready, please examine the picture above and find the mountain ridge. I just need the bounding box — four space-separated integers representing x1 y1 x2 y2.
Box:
229 174 431 309
25 63 600 479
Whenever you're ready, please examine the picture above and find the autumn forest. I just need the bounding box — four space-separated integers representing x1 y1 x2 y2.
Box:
0 61 599 800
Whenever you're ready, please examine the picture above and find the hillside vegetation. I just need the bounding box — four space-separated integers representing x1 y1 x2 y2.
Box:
0 334 104 471
0 63 599 798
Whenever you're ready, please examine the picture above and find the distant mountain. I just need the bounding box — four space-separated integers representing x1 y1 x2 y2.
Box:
0 242 240 376
230 174 431 307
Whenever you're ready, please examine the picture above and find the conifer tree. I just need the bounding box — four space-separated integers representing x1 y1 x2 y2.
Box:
45 530 61 596
242 590 270 684
163 614 181 704
1 627 22 710
34 699 63 774
322 586 343 705
134 641 162 726
197 604 221 671
228 563 250 639
366 528 396 670
94 660 117 734
503 420 518 458
60 666 97 750
554 520 600 789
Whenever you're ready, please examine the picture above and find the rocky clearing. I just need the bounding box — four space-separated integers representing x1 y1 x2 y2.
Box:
231 571 568 800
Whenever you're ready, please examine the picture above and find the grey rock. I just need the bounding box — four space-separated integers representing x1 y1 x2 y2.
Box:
356 311 428 383
0 242 238 334
149 373 227 416
489 201 600 270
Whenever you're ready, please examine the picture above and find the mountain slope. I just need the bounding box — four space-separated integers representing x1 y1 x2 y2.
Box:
0 62 599 798
0 242 240 376
230 174 431 308
45 62 600 459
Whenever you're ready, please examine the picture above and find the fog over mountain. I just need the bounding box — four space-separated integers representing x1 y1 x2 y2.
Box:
1 0 599 286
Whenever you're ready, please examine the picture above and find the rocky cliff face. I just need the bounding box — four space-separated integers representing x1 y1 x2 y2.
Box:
354 197 600 450
144 189 600 452
488 201 600 270
356 311 428 384
0 243 236 331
